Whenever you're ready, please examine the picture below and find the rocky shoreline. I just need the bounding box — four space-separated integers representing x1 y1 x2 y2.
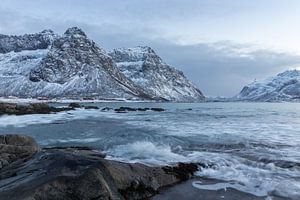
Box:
0 102 167 116
0 134 198 200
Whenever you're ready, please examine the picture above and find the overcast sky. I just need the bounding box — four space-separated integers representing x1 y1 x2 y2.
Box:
1 0 300 96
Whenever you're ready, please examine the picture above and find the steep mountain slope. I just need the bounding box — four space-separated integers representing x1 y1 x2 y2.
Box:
0 28 150 99
109 46 205 102
0 27 204 101
28 27 150 99
236 69 300 101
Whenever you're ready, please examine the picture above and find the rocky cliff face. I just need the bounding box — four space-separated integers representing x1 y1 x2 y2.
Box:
28 27 150 99
109 46 205 102
0 30 57 54
236 69 300 101
0 27 204 101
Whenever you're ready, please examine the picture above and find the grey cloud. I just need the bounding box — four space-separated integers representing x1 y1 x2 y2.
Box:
1 3 300 97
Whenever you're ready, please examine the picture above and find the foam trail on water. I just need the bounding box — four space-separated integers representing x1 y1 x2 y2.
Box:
192 181 268 197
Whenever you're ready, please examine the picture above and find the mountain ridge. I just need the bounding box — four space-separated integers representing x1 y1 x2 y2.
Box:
236 69 300 102
109 46 205 102
0 27 205 102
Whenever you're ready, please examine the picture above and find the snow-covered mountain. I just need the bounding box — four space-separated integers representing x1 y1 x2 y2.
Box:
109 46 205 102
0 28 152 99
0 30 57 54
236 69 300 101
0 27 204 101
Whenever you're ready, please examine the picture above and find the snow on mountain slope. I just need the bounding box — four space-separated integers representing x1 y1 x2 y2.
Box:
0 28 204 101
0 30 57 54
236 69 300 101
0 28 151 99
109 46 205 102
27 27 150 99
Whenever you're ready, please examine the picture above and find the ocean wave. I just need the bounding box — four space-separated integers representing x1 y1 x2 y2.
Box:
105 141 188 165
193 152 300 199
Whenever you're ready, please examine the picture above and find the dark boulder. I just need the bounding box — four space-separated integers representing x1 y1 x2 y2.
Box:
151 108 165 112
68 103 81 108
84 105 99 110
114 107 164 113
137 108 150 111
101 107 113 112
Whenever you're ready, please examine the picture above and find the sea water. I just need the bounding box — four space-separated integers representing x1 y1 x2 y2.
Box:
0 102 299 199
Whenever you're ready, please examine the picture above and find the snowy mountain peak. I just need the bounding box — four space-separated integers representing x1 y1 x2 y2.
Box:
109 47 205 102
0 27 204 101
0 30 57 54
277 69 300 78
64 27 87 38
236 69 300 101
27 27 151 99
109 46 163 64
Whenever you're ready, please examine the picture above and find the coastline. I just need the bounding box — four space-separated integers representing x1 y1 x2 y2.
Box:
0 134 198 200
0 102 299 199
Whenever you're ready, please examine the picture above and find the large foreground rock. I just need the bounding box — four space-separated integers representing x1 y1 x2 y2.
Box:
0 135 198 200
0 135 39 169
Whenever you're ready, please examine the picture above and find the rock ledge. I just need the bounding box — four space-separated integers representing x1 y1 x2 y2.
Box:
0 135 198 200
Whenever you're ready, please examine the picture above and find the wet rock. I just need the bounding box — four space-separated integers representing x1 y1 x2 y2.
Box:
114 107 164 113
114 107 138 112
150 108 165 112
0 103 72 115
137 108 150 111
0 135 39 169
101 107 113 112
68 102 81 108
0 136 198 200
162 163 198 181
84 105 99 110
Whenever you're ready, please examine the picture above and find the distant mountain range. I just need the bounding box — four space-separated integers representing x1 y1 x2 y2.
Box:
0 27 204 102
235 69 300 102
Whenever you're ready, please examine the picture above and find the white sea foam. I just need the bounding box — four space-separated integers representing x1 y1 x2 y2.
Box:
107 142 300 199
191 152 300 199
0 102 299 199
105 141 187 165
40 137 102 145
192 181 268 197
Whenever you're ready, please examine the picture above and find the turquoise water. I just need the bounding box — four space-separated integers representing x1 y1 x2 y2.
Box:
0 102 299 199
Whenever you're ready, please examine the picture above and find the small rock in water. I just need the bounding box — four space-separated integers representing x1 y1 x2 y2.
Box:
137 108 150 111
68 102 82 108
114 107 164 113
151 108 165 112
101 107 113 111
84 105 99 110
